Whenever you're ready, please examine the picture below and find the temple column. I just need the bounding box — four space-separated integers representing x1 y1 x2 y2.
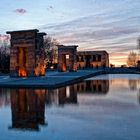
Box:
10 47 18 77
83 55 86 68
27 47 35 76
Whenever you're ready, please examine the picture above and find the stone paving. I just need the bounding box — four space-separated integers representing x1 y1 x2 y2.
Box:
0 69 104 89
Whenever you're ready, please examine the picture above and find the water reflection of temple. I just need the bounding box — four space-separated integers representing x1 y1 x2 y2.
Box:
0 89 10 107
58 86 77 105
46 85 77 105
77 80 109 94
10 89 46 131
45 81 109 106
138 89 140 104
0 80 109 111
129 80 140 90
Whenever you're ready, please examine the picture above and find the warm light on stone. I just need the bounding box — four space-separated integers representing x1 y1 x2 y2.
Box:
58 45 78 72
7 29 46 77
77 51 109 69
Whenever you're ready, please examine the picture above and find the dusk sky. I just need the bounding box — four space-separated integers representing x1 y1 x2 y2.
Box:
0 0 140 66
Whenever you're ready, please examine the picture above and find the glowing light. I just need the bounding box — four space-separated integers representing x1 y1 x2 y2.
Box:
62 63 66 72
73 63 77 71
35 63 45 76
18 68 27 77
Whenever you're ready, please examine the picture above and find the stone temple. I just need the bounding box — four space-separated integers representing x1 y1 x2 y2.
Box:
58 45 78 72
77 51 109 69
7 29 46 77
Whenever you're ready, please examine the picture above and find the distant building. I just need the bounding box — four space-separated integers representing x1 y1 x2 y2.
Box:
77 51 109 69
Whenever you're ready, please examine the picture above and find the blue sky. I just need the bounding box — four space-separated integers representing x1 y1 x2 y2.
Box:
0 0 140 65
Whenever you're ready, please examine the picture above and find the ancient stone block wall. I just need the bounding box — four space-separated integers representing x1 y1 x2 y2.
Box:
7 29 46 77
77 51 109 69
35 33 46 76
58 45 78 72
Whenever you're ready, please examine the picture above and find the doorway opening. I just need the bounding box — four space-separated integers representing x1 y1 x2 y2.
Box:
62 54 69 72
85 55 91 68
18 47 27 77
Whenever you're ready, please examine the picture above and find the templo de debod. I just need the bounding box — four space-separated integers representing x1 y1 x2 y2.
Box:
7 29 46 77
77 51 109 69
58 45 78 72
7 29 110 77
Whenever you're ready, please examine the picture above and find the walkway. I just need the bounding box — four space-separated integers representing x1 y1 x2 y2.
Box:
0 69 104 89
0 68 139 89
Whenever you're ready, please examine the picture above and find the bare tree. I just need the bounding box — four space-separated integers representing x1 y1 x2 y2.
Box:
127 51 137 67
137 37 140 70
137 37 140 60
44 36 60 68
0 37 10 73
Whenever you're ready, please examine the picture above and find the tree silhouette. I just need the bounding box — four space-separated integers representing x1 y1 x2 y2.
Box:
44 36 59 68
137 37 140 60
127 51 137 67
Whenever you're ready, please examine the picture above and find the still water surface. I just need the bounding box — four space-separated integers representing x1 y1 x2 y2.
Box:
0 74 140 140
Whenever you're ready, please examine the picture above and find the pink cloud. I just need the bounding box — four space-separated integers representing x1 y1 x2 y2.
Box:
14 8 27 14
0 34 10 41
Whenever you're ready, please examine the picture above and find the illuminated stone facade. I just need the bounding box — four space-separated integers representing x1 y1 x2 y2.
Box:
58 45 78 72
7 29 46 77
77 51 109 69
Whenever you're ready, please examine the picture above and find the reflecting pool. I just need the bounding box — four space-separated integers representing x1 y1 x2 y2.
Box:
0 74 140 140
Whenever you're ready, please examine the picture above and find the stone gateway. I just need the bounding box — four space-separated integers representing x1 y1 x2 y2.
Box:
7 29 46 77
58 45 78 72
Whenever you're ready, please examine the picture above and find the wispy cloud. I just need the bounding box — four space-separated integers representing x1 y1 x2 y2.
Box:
0 34 9 41
39 10 140 65
14 9 27 14
0 0 139 65
47 5 54 11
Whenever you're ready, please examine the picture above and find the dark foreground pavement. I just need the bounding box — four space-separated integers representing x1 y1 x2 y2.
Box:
0 70 104 89
0 68 139 89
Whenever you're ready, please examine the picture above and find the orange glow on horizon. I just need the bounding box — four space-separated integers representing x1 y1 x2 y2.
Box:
76 46 136 66
109 53 128 66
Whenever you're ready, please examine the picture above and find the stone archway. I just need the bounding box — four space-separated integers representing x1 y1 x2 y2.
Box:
58 45 78 72
7 29 46 77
